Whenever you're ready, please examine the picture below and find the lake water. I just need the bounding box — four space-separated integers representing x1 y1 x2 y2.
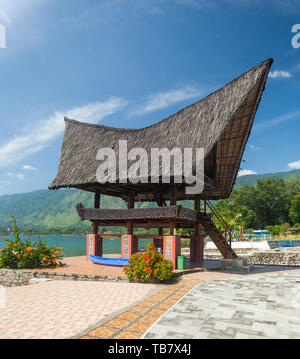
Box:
0 235 153 257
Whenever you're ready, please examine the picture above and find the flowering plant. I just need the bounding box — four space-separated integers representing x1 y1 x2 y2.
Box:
0 216 65 269
123 242 173 282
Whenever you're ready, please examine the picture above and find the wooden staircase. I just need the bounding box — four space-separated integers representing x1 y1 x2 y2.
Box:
200 201 237 260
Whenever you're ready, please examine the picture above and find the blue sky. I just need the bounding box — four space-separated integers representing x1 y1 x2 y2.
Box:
0 0 300 195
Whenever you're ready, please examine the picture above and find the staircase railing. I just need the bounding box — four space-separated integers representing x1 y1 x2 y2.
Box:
203 200 233 248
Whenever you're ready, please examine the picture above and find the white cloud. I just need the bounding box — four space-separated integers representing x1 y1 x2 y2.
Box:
268 70 292 79
22 165 37 171
134 85 203 115
288 160 300 170
0 97 127 168
16 174 24 180
238 169 257 177
253 109 300 130
249 144 260 151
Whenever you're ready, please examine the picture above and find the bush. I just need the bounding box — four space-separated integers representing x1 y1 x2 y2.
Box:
0 216 65 269
124 242 173 282
279 223 290 234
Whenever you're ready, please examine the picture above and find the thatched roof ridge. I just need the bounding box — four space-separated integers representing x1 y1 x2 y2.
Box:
49 58 273 201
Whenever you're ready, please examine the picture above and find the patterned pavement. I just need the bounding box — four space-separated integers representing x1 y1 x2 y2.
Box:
143 271 300 339
1 266 300 339
0 280 158 339
79 272 237 339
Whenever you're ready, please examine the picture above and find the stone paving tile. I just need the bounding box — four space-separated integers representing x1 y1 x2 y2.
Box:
104 318 131 328
114 331 142 339
89 327 118 338
129 306 150 314
147 308 167 317
127 322 151 333
139 314 161 324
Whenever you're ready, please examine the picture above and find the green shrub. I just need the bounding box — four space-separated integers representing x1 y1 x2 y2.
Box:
124 242 173 282
0 216 65 269
279 223 290 234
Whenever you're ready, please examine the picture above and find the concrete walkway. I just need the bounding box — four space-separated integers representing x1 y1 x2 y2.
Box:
143 272 300 339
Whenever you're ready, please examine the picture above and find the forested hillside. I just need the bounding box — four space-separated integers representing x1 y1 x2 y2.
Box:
0 169 299 233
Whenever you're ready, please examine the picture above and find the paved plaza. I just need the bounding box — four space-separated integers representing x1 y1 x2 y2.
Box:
1 267 300 339
144 271 300 339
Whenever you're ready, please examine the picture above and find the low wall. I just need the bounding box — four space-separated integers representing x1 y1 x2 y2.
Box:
0 269 129 287
205 241 270 250
247 250 300 267
0 269 33 287
187 246 300 267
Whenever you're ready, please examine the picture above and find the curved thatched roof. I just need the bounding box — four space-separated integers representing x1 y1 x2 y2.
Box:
49 58 273 201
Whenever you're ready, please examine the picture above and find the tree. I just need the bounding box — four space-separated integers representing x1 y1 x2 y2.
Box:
290 192 300 224
216 177 299 229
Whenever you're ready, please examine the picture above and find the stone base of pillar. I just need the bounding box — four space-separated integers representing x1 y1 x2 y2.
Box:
121 235 138 259
190 236 204 264
86 234 103 260
163 235 181 269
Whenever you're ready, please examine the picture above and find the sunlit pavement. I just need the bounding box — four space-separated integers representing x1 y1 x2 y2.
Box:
144 271 300 339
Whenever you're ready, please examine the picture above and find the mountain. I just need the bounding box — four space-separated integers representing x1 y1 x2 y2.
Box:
235 169 300 187
0 169 299 232
0 189 125 233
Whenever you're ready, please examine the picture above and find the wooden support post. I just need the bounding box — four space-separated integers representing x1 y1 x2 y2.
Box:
170 186 177 206
127 191 135 235
92 221 98 235
190 194 202 263
169 186 177 236
89 193 102 259
92 193 100 235
194 194 201 236
94 192 100 209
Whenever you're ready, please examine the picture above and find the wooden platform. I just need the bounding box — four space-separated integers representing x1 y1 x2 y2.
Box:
77 204 199 227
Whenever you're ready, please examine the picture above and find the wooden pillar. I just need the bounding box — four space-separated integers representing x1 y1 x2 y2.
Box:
92 222 98 235
127 191 135 235
169 186 177 236
190 194 202 263
92 193 100 235
194 194 201 236
88 192 102 260
121 191 137 258
94 192 100 209
170 186 177 206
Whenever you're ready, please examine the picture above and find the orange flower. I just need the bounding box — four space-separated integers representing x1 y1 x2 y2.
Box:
25 247 34 252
